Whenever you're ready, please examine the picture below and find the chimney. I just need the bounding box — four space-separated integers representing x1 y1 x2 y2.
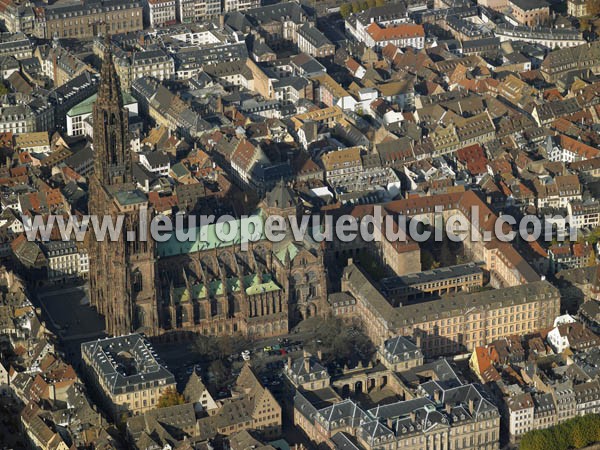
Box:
415 334 422 349
468 398 475 413
304 357 310 373
445 403 452 414
434 390 440 403
287 355 292 368
347 257 353 266
317 349 323 360
386 418 394 430
303 349 309 358
409 411 416 422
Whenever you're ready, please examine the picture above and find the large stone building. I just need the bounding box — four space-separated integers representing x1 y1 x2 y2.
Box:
508 0 550 26
540 42 600 83
88 40 327 339
293 357 501 450
81 333 176 419
339 263 560 357
33 0 143 40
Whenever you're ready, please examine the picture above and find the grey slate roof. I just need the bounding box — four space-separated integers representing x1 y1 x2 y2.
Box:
81 333 174 395
383 336 421 361
264 180 298 209
298 23 333 49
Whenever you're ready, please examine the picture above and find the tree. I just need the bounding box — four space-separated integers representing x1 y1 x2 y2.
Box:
305 317 375 367
208 359 230 389
367 0 376 7
157 387 185 408
375 0 385 5
340 3 352 18
421 250 440 270
520 414 600 450
439 235 456 267
587 0 600 16
351 1 361 13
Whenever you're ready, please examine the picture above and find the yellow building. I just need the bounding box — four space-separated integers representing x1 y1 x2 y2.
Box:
81 333 176 419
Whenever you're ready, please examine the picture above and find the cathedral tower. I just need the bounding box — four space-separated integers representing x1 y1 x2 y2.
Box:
88 37 159 337
93 38 132 186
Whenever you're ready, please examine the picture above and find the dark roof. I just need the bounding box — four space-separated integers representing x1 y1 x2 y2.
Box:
264 179 298 209
298 23 333 49
510 0 549 10
80 333 175 395
142 151 170 168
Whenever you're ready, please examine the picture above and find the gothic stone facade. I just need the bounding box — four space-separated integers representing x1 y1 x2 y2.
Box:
88 40 326 339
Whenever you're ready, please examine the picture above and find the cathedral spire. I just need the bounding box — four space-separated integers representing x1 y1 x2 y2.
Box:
92 32 132 186
98 34 124 113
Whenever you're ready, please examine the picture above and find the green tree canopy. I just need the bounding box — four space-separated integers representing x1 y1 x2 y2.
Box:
340 3 352 18
157 387 185 408
520 414 600 450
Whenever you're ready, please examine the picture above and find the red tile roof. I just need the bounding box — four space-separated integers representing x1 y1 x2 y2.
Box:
366 22 425 42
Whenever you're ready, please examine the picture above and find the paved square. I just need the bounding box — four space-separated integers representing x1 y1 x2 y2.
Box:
37 286 105 340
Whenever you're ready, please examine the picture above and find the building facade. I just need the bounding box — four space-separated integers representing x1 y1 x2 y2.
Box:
88 42 327 339
340 263 560 357
81 334 176 419
35 0 143 40
144 0 177 27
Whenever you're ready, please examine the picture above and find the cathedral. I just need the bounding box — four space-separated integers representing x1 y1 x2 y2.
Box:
88 39 327 339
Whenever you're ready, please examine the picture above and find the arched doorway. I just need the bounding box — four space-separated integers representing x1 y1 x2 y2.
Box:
354 380 363 393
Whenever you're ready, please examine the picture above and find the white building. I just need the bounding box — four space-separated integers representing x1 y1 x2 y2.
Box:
345 4 410 44
0 105 35 134
145 0 177 27
0 361 8 396
546 135 600 163
568 200 600 230
41 240 81 282
139 151 170 176
506 393 534 438
0 209 23 235
66 92 138 137
78 249 89 277
176 0 221 22
223 0 259 12
495 24 585 49
363 22 425 50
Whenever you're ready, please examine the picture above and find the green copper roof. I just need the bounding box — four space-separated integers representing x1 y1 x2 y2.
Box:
173 283 207 303
114 190 147 206
170 162 190 178
228 277 241 292
275 241 299 264
245 273 280 295
67 91 137 117
171 273 279 303
157 214 266 257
